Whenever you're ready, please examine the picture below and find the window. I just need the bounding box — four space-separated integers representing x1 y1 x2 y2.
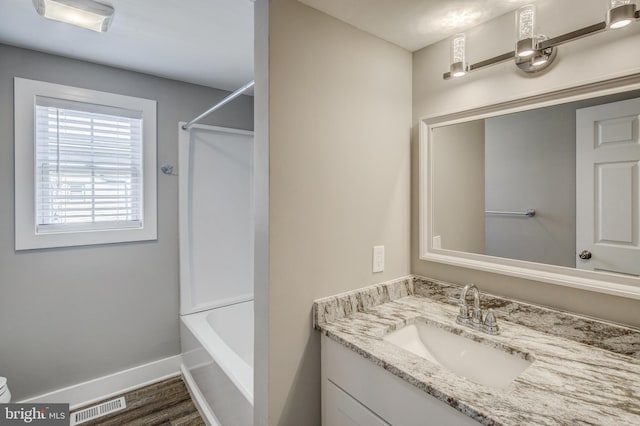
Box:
15 78 157 249
35 97 144 233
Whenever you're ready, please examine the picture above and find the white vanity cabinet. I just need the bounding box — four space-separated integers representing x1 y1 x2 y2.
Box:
321 335 480 426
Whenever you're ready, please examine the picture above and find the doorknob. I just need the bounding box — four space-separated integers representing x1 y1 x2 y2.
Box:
578 250 592 260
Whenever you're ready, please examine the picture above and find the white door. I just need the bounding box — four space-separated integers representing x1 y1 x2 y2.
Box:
576 97 640 276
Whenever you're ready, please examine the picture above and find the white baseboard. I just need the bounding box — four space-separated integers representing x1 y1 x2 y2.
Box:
180 365 220 426
19 355 183 410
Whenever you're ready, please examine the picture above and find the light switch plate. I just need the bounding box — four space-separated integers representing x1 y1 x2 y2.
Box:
373 245 385 273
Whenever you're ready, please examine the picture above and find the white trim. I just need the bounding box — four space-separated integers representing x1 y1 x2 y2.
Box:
19 355 182 410
419 75 640 300
185 294 255 316
14 77 158 250
420 70 640 124
180 365 221 426
253 5 269 425
178 122 255 316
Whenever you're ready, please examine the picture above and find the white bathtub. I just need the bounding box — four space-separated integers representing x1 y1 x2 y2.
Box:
181 300 254 425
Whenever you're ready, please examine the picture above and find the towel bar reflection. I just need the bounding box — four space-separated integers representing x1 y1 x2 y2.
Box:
485 209 536 217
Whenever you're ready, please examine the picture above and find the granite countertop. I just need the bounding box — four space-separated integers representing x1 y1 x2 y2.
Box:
313 276 640 426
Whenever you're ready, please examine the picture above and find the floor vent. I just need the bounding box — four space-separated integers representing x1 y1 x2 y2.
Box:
70 396 126 425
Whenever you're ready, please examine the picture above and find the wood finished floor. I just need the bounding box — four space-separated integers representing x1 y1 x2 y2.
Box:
72 376 205 426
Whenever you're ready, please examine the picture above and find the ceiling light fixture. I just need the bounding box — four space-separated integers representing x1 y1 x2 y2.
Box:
33 0 115 32
450 34 467 78
608 0 637 29
443 1 639 80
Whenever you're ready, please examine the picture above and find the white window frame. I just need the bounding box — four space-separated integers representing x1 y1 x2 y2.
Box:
14 77 157 250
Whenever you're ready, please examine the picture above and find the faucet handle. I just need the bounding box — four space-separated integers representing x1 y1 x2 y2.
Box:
483 309 500 335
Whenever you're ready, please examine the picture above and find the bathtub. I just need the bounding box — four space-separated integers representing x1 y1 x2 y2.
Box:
181 300 253 425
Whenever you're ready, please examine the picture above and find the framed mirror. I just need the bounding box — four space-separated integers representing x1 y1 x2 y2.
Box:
419 77 640 299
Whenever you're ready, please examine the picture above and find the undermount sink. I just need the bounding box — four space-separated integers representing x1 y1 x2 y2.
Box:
383 321 533 390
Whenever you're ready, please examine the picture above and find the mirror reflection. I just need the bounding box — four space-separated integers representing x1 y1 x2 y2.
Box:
431 89 640 277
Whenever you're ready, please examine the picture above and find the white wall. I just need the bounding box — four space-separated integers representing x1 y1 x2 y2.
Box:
485 105 576 267
0 44 253 401
432 120 485 254
412 0 640 327
267 0 412 423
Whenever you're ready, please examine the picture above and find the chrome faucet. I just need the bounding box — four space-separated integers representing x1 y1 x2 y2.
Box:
449 283 500 335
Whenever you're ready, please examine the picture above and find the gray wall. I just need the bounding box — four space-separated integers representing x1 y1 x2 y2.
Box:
267 0 412 423
433 120 485 254
485 105 576 267
0 43 253 400
412 0 640 327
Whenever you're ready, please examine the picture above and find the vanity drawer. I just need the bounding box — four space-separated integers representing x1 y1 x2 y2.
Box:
324 380 389 426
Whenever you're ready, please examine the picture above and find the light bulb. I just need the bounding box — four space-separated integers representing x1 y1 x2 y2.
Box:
531 54 548 67
610 19 632 28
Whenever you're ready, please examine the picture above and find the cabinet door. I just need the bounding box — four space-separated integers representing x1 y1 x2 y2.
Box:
324 380 390 426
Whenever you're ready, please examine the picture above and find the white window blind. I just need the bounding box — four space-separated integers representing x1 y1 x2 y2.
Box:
35 96 144 234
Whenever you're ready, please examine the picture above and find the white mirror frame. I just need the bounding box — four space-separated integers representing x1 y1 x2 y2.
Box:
419 74 640 300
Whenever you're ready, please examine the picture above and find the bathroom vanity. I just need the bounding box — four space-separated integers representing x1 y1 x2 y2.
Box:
314 276 640 425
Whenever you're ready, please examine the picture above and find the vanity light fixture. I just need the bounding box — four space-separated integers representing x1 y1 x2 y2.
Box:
33 0 115 32
513 4 556 74
608 0 637 29
444 1 640 80
450 34 467 78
